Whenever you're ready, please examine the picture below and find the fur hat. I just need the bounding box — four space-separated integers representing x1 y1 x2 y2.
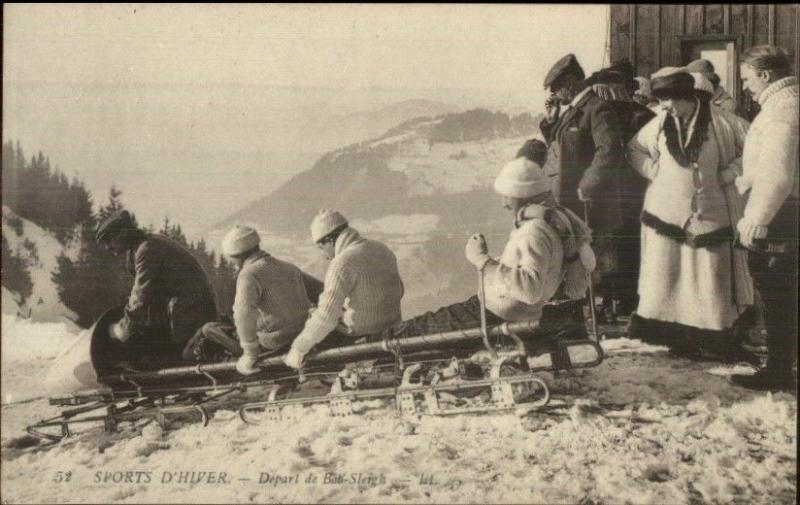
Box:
221 225 260 256
310 209 348 243
494 157 550 199
96 210 134 243
544 54 585 90
651 72 696 100
685 59 715 78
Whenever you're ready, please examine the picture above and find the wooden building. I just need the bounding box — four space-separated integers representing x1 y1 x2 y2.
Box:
609 4 799 119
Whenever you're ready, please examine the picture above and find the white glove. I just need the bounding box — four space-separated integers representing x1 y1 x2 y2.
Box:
283 347 305 370
464 234 491 270
109 321 128 342
734 175 751 196
737 218 768 249
236 352 259 375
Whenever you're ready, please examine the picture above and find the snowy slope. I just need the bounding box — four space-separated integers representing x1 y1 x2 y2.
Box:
0 330 795 504
1 207 78 323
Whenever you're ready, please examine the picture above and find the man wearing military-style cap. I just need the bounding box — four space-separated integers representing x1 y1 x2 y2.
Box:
539 53 625 291
96 210 218 369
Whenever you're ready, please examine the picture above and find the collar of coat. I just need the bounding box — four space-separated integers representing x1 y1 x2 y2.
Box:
242 249 270 268
758 76 799 106
334 226 366 257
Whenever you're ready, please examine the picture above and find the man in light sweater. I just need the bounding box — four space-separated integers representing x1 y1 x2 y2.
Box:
182 225 323 375
731 45 799 392
283 211 404 369
378 142 596 340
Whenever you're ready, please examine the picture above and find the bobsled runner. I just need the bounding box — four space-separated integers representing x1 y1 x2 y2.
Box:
27 299 603 444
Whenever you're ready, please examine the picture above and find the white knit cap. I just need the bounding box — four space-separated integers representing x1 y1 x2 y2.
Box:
310 209 348 242
493 157 550 199
689 72 714 95
221 225 260 256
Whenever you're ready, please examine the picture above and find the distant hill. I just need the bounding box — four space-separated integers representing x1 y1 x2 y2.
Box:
211 109 543 317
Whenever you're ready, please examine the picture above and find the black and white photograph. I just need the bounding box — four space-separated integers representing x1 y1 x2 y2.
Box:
1 4 797 504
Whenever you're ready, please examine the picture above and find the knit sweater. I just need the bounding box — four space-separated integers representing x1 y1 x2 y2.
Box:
291 227 404 355
481 203 592 322
737 76 799 226
233 251 322 353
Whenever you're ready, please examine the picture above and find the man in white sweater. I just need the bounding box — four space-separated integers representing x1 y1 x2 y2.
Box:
731 45 799 392
183 225 323 375
283 211 404 369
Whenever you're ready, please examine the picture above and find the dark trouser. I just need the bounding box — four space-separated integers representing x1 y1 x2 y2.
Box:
375 295 502 341
748 232 798 370
612 222 641 314
182 321 355 363
182 322 245 363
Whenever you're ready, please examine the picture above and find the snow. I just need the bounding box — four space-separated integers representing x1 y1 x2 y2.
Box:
1 325 796 504
1 207 78 323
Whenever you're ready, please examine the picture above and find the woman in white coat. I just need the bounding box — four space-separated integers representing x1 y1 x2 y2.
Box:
626 70 753 359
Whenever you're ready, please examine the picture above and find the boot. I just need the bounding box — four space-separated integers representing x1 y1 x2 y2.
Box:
730 368 797 393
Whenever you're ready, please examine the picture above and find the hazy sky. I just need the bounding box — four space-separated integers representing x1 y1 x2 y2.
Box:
3 4 609 238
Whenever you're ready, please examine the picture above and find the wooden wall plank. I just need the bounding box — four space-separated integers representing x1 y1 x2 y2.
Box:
635 4 659 79
686 5 705 34
660 4 684 68
705 4 725 34
754 4 770 45
609 4 631 65
731 4 748 39
775 4 797 60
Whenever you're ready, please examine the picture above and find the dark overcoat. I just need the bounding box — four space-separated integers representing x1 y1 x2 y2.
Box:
122 233 218 362
540 90 625 232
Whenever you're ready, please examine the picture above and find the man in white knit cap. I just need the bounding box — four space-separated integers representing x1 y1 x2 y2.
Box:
182 225 323 375
283 211 404 369
377 141 596 341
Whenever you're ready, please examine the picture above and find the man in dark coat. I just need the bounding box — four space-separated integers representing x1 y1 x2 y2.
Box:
96 210 219 368
539 54 625 287
587 67 657 317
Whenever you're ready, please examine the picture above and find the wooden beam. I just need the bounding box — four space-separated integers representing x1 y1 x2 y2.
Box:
655 5 662 68
680 4 686 35
723 4 730 35
768 4 775 45
746 4 754 47
629 4 637 67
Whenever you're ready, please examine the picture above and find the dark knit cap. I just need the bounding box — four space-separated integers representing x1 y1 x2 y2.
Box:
516 139 548 167
96 210 134 243
544 54 585 89
651 72 696 100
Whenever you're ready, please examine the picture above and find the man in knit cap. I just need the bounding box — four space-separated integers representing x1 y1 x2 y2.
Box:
283 211 404 369
731 45 798 391
182 225 323 375
96 210 218 369
686 58 738 115
379 143 596 340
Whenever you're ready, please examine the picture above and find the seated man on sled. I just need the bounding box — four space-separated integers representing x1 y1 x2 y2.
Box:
282 210 405 369
380 140 596 341
183 225 324 375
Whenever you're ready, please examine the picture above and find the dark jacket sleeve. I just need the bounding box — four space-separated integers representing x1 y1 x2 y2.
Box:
577 101 624 198
122 241 161 335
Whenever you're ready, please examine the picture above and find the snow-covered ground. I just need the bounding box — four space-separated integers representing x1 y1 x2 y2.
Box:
0 317 796 504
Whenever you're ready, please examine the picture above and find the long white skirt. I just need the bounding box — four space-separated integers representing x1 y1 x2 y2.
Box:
636 227 743 331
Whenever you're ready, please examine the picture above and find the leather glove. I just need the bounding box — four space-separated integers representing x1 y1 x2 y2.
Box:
108 321 128 343
464 233 491 270
236 352 259 375
283 347 305 370
737 218 768 249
